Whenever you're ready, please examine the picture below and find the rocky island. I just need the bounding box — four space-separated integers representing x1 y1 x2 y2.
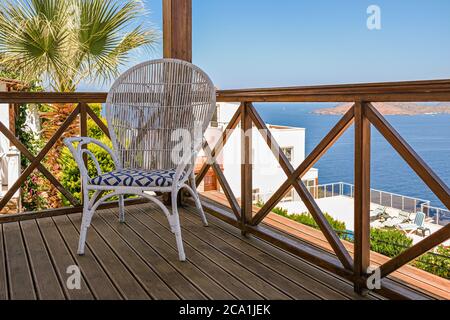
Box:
313 102 450 116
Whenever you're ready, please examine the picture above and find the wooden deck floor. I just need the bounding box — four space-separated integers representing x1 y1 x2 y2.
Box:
0 202 383 300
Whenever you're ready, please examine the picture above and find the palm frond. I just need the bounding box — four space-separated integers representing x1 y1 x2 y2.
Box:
0 0 159 91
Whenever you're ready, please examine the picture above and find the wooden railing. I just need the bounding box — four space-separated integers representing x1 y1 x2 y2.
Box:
196 79 450 297
0 79 449 298
0 92 144 222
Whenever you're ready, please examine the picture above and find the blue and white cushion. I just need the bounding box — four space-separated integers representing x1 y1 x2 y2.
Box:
90 169 185 188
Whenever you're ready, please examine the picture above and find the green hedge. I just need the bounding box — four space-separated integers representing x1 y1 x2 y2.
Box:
369 228 412 257
274 207 347 234
255 201 348 235
415 246 450 279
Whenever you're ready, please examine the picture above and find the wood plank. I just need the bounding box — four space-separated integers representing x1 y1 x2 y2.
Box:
182 207 351 300
217 79 450 96
199 194 353 279
3 222 36 299
36 218 93 300
139 205 306 299
66 213 150 300
99 209 259 300
217 92 450 103
97 209 209 300
0 92 107 104
354 102 371 293
20 220 65 300
132 205 290 299
0 224 8 299
124 207 240 300
0 79 449 105
0 197 147 224
195 209 379 300
110 207 232 299
52 215 122 299
202 191 444 299
87 211 179 299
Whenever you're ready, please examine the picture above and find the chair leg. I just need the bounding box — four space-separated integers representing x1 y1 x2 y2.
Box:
119 195 125 223
78 205 92 255
171 190 186 262
190 174 208 227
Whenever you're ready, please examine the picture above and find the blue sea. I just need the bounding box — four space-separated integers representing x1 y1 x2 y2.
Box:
254 103 450 208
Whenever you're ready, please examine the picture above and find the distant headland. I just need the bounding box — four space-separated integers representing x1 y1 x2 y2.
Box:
313 103 450 116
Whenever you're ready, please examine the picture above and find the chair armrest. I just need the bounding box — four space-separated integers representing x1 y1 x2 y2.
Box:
63 137 121 181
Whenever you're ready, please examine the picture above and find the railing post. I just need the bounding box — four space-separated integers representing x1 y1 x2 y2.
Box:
354 101 371 294
80 103 88 204
163 0 192 62
241 102 253 236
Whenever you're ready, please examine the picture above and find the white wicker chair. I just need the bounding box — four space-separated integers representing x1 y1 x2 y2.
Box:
64 59 216 261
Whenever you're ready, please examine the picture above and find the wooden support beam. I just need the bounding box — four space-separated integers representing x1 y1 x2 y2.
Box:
0 122 79 207
244 103 354 270
354 102 371 294
0 105 80 211
240 103 253 235
379 223 450 278
163 0 192 62
86 106 110 139
366 103 450 210
201 142 241 220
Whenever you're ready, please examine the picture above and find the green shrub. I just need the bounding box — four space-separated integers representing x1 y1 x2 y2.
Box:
415 246 450 279
255 200 348 236
369 228 413 257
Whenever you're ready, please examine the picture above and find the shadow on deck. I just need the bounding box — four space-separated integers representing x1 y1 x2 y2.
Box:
0 203 383 300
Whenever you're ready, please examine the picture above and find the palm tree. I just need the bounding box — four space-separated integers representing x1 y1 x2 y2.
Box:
0 0 158 91
0 0 159 208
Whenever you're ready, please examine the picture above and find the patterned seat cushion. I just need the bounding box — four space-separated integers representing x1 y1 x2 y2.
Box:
90 169 185 188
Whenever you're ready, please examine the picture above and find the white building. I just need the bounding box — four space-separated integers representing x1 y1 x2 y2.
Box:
198 102 318 203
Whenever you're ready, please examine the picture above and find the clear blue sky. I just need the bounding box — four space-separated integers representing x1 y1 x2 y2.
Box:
83 0 450 91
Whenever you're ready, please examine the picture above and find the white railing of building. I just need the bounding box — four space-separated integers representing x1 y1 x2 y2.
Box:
420 204 450 226
310 182 431 213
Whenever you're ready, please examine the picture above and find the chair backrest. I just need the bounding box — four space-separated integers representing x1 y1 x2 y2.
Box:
414 212 426 227
106 59 216 174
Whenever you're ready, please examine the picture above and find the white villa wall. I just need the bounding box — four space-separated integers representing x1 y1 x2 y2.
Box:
0 83 9 185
